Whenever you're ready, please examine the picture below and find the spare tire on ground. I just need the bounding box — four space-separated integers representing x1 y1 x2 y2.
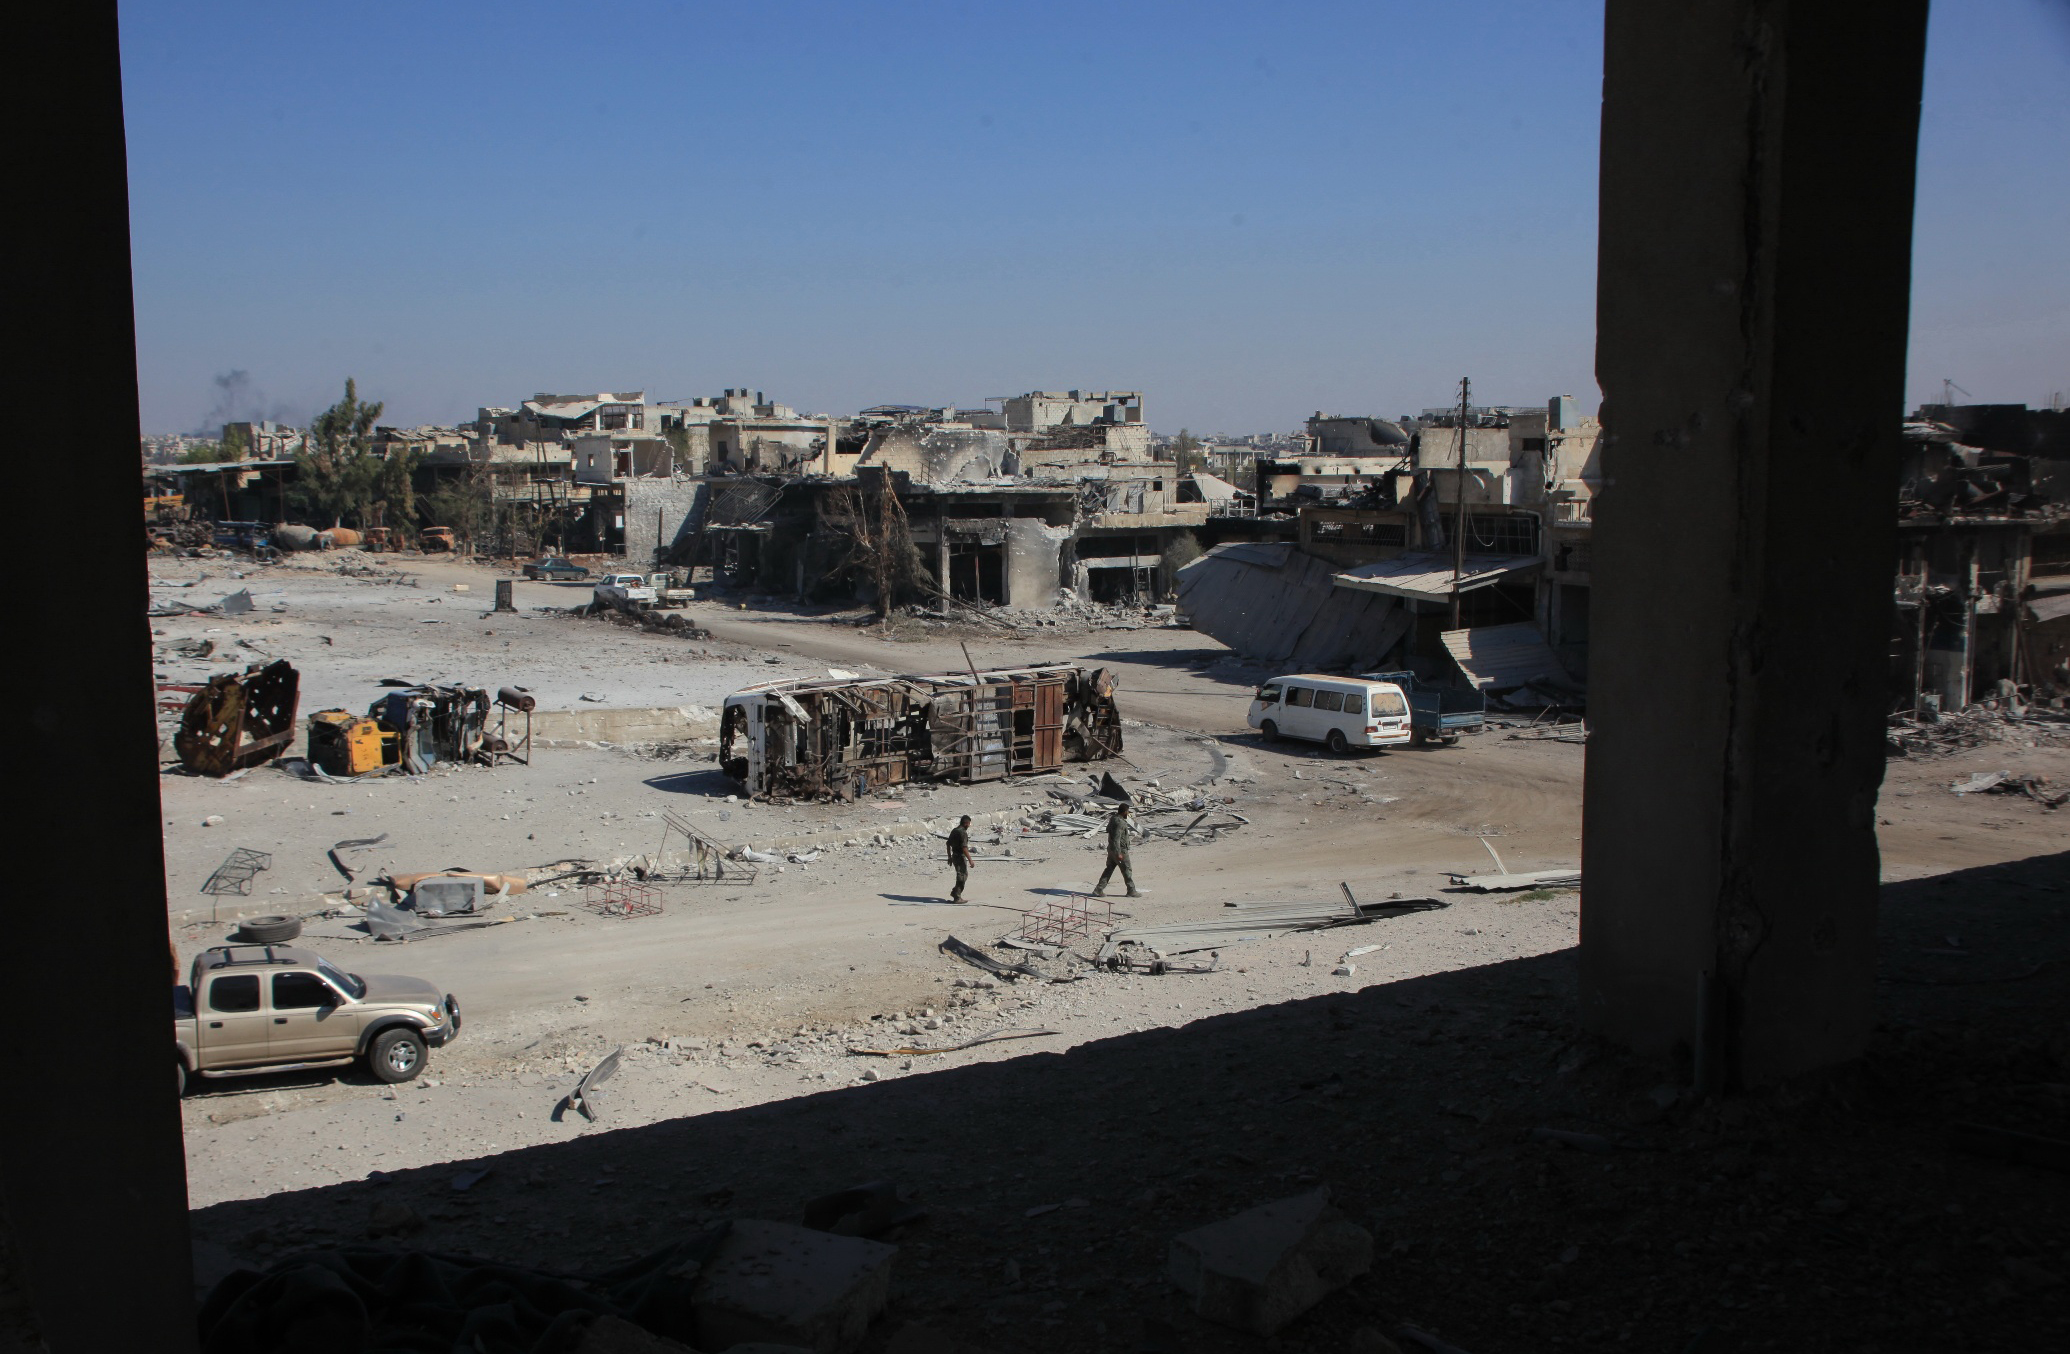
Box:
235 915 302 943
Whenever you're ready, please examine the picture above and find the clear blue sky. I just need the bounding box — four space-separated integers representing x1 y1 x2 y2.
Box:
120 0 2069 435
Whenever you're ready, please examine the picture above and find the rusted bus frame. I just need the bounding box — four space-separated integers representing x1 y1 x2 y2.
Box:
740 664 1122 802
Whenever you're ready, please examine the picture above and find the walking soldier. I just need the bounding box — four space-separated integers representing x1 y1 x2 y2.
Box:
1094 803 1141 897
946 814 974 902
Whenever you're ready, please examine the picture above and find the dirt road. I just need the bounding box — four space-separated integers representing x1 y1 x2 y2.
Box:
157 550 2070 1211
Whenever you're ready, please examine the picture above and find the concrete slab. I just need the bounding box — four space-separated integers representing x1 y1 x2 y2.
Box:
1168 1185 1373 1335
692 1219 897 1354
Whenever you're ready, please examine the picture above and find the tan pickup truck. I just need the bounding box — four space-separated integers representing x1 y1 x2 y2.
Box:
173 944 460 1094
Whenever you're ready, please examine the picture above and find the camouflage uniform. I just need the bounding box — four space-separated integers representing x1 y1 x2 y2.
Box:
946 824 971 902
1094 810 1138 896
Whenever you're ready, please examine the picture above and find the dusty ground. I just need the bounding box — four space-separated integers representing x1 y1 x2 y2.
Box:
159 549 2069 1352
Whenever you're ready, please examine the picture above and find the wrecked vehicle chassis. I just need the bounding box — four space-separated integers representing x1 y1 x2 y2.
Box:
720 664 1123 800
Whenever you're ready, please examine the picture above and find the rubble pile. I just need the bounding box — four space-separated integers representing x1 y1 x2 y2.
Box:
898 596 1184 636
572 603 715 639
1887 703 2070 757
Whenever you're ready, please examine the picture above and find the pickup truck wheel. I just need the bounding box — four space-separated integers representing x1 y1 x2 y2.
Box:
367 1028 426 1084
235 915 302 943
1326 729 1349 754
1259 720 1279 742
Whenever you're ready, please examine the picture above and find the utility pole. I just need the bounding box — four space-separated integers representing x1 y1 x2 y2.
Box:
1450 376 1471 629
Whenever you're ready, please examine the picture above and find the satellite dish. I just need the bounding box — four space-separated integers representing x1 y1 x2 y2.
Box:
1368 419 1408 446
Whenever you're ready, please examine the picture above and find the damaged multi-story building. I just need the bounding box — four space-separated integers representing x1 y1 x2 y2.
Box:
1178 395 1601 704
678 388 1207 610
1890 402 2070 712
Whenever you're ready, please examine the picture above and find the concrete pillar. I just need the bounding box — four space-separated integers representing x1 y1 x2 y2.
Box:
3 5 200 1349
1583 0 1928 1087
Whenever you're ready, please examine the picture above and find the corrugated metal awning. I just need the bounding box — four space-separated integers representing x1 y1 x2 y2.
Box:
2028 590 2070 624
1332 551 1540 602
1440 622 1571 692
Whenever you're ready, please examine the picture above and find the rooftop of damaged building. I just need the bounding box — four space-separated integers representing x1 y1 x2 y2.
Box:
1900 402 2070 522
523 391 646 416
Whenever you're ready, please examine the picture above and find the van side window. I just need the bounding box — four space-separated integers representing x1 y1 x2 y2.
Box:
1256 684 1282 703
1373 691 1408 717
1342 692 1364 715
1285 687 1313 708
1314 690 1344 712
209 974 260 1013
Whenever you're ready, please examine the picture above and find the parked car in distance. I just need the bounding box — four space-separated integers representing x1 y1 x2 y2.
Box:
1247 673 1414 753
522 556 590 581
174 944 460 1094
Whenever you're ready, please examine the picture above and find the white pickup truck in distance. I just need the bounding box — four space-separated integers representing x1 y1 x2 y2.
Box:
596 573 657 606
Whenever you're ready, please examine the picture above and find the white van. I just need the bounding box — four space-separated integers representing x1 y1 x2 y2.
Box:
1247 674 1413 753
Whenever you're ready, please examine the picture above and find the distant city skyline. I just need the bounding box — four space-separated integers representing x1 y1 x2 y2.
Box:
121 0 2068 435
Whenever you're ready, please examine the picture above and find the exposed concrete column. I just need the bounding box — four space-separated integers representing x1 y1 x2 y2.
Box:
1582 0 1928 1087
4 5 200 1349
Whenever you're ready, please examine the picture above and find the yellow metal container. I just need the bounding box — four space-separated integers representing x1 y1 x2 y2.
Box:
308 710 396 776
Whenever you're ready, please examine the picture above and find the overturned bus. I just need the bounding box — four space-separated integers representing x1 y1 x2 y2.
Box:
720 664 1123 800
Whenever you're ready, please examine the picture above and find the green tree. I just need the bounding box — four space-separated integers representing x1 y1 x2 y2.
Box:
293 378 386 527
178 442 223 464
220 424 251 461
422 466 493 550
1171 428 1202 475
662 424 693 473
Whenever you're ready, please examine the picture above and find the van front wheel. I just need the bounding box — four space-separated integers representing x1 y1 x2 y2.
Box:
1326 729 1349 755
1260 720 1279 742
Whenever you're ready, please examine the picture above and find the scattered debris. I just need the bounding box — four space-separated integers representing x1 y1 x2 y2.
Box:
326 833 389 882
1097 894 1445 962
558 1046 624 1123
1948 770 2066 808
170 660 300 777
630 811 757 884
1446 867 1582 892
199 848 272 898
1167 1186 1374 1336
586 880 663 919
362 898 423 940
1887 704 2070 758
849 1028 1057 1058
938 935 1041 981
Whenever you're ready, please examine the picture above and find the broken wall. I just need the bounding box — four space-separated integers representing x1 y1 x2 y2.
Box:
623 479 707 565
1006 519 1070 606
856 425 1009 484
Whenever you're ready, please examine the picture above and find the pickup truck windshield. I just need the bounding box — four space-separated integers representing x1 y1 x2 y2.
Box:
316 957 366 999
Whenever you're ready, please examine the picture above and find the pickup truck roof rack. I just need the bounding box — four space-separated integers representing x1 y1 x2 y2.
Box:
200 945 299 968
